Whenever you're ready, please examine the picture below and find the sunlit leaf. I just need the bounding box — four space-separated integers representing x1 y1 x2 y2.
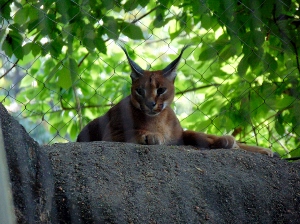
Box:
124 0 139 11
121 22 144 40
2 39 13 57
275 113 285 135
198 47 217 61
237 56 248 77
103 17 119 40
57 66 72 89
14 6 30 24
94 39 107 54
139 0 150 7
69 58 79 83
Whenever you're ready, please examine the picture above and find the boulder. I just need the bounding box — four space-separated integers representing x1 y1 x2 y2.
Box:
0 103 52 223
1 103 300 223
44 142 300 223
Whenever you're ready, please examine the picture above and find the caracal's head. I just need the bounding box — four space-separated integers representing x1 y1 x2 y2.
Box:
119 45 190 116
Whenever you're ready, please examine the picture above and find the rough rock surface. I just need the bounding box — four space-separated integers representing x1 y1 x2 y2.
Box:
0 103 52 223
1 102 300 223
44 142 300 224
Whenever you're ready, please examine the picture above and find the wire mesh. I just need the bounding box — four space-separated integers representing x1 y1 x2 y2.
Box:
0 0 299 158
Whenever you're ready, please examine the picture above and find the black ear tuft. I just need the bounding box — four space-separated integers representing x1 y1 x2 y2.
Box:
162 45 191 81
117 43 144 80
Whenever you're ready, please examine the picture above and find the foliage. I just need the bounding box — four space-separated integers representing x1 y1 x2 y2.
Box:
0 0 299 158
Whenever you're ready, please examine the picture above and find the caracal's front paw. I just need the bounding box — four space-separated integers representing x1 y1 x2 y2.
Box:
139 133 164 145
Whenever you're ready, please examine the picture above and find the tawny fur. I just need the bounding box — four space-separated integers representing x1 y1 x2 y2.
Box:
77 46 273 157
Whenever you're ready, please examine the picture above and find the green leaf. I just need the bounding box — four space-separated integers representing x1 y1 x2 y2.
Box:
265 95 295 110
237 56 248 76
5 30 24 59
0 1 11 20
45 39 64 58
219 44 237 61
13 47 24 60
2 39 13 57
83 38 95 50
288 147 300 160
192 1 206 18
69 58 78 83
153 13 165 28
139 0 150 7
28 18 42 33
157 0 171 6
45 60 60 82
198 47 217 61
121 22 144 40
69 123 78 140
276 95 295 110
102 0 114 10
57 66 72 89
207 0 220 12
56 0 70 23
32 43 41 57
153 6 169 28
124 0 139 11
248 49 263 71
200 14 214 30
103 17 119 40
94 39 107 54
275 114 285 135
14 5 30 24
251 30 265 47
28 6 39 21
263 53 278 72
23 43 33 55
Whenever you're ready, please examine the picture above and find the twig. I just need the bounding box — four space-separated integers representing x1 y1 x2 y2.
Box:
60 97 114 112
78 52 90 67
144 34 187 45
272 134 289 154
0 59 19 79
22 103 115 118
244 105 293 137
131 6 160 24
176 84 220 95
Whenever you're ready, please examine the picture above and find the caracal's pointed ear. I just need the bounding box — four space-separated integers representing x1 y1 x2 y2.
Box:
118 44 144 81
162 45 191 82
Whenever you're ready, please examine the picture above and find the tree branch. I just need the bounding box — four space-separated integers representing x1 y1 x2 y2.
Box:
244 105 294 137
22 103 115 119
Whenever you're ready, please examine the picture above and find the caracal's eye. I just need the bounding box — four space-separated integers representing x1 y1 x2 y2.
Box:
157 87 167 96
135 88 145 96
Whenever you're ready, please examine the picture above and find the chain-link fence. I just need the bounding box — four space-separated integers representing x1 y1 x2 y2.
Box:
1 0 300 158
